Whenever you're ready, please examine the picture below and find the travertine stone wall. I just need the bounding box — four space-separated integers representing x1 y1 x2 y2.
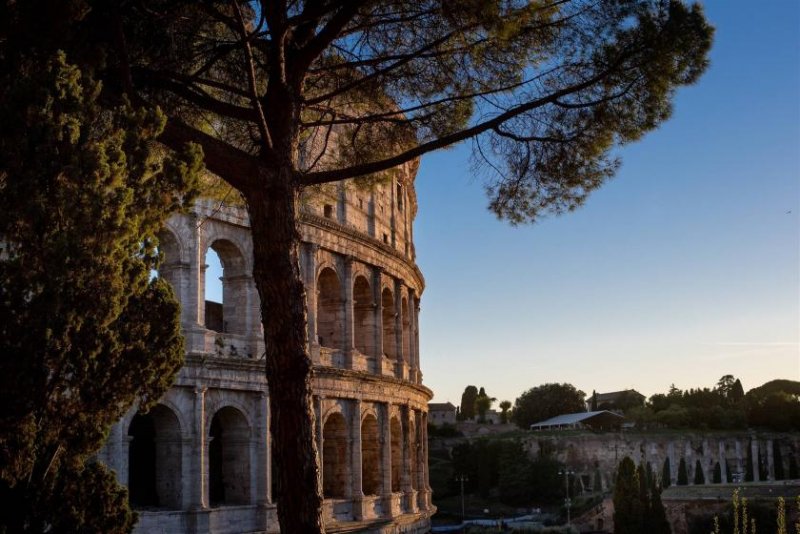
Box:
522 432 800 491
100 170 433 534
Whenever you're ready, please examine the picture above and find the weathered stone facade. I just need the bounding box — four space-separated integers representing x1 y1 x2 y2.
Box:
99 168 434 533
523 432 800 492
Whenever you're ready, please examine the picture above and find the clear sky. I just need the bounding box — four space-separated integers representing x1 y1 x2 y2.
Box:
413 0 800 406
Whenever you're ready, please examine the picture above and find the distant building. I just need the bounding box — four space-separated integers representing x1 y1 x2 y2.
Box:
428 402 457 426
586 389 645 411
529 410 625 432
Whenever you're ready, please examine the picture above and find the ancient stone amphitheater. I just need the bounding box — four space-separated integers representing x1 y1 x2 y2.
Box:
99 162 434 533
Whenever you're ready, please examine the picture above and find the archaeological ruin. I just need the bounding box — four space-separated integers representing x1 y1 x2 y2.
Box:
99 162 434 533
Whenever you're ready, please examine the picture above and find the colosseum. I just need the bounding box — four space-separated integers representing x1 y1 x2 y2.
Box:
99 163 434 533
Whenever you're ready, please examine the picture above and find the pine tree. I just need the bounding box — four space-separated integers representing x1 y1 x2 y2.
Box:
460 386 479 420
677 458 689 486
662 457 672 488
694 460 705 485
0 52 201 532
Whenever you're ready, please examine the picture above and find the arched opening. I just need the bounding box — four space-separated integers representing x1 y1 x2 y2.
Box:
209 406 251 506
156 230 182 292
401 297 411 364
353 276 376 357
361 415 381 496
322 413 348 498
204 239 248 335
128 405 182 509
317 268 344 350
381 288 397 360
391 416 402 492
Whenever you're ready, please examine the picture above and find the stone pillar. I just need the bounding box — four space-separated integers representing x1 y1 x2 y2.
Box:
192 386 208 508
393 279 403 379
304 243 319 350
255 392 269 505
719 440 728 483
381 403 393 497
344 257 356 369
767 439 775 481
373 269 384 374
315 396 324 490
752 439 760 482
401 406 417 513
408 291 418 381
351 400 365 520
420 411 431 510
414 301 421 383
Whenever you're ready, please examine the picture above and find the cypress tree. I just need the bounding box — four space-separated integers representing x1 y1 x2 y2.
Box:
789 454 799 480
594 469 603 493
757 449 768 481
647 475 672 534
613 457 643 534
677 458 689 486
662 457 672 488
693 460 705 485
0 52 201 532
773 442 784 481
726 460 733 483
745 441 754 482
713 462 722 483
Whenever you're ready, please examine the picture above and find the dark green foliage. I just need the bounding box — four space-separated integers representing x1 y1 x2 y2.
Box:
498 400 512 424
757 449 768 481
614 458 670 534
725 460 733 483
731 379 745 403
677 458 688 486
662 457 671 488
693 460 705 485
613 457 643 534
475 387 495 423
593 469 603 493
591 390 598 411
713 462 722 484
0 51 201 532
686 499 778 534
428 423 463 438
512 383 586 428
460 386 478 420
773 442 784 480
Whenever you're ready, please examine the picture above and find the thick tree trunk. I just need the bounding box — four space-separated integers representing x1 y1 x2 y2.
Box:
245 168 324 533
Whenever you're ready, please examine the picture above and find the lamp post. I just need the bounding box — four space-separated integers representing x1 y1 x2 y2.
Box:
455 474 469 522
559 468 574 527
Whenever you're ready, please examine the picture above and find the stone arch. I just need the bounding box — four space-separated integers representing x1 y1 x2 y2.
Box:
390 416 402 492
361 414 381 496
322 412 348 499
317 267 345 350
353 275 376 357
209 406 252 506
204 238 249 335
401 296 411 364
381 287 397 360
127 404 183 509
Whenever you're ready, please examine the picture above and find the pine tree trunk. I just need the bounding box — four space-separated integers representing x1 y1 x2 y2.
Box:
245 167 324 533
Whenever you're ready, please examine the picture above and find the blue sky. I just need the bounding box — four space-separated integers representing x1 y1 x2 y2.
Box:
413 0 800 406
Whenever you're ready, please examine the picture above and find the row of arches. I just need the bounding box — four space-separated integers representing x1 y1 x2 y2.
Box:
125 401 427 511
317 267 415 364
320 411 421 500
128 405 252 509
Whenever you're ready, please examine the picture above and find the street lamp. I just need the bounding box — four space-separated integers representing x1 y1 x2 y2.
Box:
558 468 574 527
455 474 469 522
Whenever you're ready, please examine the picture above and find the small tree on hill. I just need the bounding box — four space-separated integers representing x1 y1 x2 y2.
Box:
677 458 689 486
460 386 479 421
512 383 586 428
499 400 512 424
694 460 705 485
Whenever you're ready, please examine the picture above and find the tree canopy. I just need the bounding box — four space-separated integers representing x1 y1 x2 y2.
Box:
0 51 201 532
1 0 713 530
512 382 586 428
